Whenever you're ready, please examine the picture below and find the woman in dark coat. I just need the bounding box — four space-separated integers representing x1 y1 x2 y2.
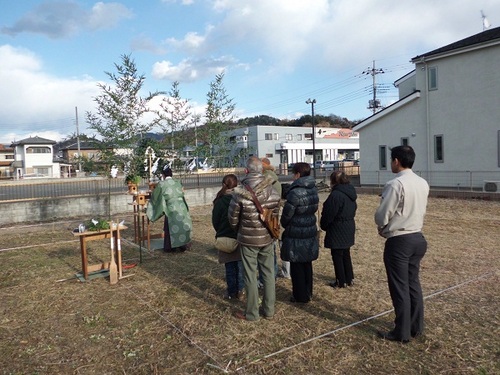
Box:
212 174 244 300
320 171 357 288
280 163 319 303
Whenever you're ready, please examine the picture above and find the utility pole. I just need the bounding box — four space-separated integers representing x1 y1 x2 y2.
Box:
363 60 385 114
75 106 82 173
305 98 317 179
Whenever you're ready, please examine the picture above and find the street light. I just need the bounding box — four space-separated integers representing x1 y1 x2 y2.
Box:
306 98 317 179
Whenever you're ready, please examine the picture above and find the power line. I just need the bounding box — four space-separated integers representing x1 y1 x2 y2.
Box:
237 59 412 119
0 116 74 127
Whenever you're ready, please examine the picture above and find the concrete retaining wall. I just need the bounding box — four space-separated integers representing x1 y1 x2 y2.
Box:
1 184 498 227
0 186 220 227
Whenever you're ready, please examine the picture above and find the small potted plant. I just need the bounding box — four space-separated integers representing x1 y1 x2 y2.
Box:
84 218 111 232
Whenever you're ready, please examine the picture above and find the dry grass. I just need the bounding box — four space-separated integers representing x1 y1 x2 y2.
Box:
0 193 499 375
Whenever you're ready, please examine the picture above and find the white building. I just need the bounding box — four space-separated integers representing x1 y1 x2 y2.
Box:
0 144 14 179
226 125 359 170
11 136 60 179
353 27 500 190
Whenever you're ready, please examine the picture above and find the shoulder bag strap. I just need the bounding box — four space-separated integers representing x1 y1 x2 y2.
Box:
244 183 264 214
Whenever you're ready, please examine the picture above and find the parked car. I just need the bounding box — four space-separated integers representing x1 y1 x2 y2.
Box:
343 159 359 166
315 160 340 171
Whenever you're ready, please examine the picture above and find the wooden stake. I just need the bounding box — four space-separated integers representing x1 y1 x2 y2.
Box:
118 221 135 279
109 229 118 285
117 222 123 279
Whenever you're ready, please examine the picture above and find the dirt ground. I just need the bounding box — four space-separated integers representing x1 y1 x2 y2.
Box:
0 193 499 375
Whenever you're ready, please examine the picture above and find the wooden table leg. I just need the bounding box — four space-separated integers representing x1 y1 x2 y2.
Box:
80 236 88 280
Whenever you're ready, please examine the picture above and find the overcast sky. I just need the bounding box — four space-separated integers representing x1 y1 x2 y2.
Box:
0 0 498 144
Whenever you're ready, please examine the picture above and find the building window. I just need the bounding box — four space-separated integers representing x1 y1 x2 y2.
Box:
274 133 279 140
401 137 409 146
304 133 312 140
266 153 273 158
428 66 438 90
26 146 51 154
5 155 14 159
434 135 444 162
296 134 302 141
285 134 292 141
35 167 49 175
265 133 272 140
379 146 387 170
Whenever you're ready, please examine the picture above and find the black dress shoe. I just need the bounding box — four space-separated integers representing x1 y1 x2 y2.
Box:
289 296 310 303
377 330 409 343
329 280 347 288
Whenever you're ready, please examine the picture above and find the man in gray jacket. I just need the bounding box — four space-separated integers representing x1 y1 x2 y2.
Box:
229 156 281 321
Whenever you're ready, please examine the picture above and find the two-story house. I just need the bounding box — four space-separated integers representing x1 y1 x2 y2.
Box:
353 27 500 190
11 136 60 179
54 137 104 177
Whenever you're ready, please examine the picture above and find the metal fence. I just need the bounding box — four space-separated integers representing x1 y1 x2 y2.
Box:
0 172 295 202
360 170 500 191
0 178 125 201
1 169 498 202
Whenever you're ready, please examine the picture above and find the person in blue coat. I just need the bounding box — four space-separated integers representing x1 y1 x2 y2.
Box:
320 171 357 288
280 162 319 303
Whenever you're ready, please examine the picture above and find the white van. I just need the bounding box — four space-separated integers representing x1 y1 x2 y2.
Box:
315 160 340 171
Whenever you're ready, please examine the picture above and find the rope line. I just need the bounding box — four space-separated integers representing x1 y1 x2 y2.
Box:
234 271 496 372
0 240 77 252
1 225 495 373
423 271 495 299
123 283 230 373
